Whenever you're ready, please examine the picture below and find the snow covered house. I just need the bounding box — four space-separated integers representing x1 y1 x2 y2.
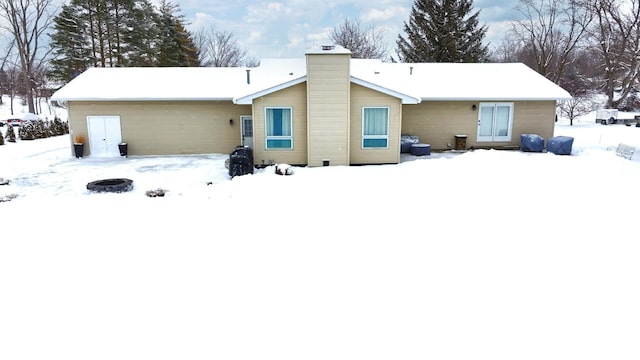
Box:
51 45 571 165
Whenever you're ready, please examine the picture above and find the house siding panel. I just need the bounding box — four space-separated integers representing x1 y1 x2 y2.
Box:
68 101 250 156
350 84 402 164
252 82 308 166
306 54 351 166
401 101 557 150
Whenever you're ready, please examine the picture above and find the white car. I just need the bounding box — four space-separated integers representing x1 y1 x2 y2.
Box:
5 113 41 126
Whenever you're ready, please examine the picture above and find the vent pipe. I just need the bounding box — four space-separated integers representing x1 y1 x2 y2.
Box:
410 66 413 75
246 69 251 84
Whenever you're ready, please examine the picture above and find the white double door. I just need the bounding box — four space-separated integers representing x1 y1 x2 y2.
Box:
477 103 513 142
87 116 122 157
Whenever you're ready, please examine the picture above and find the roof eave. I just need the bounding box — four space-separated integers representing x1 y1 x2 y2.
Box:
351 77 421 104
50 97 235 102
234 76 307 104
419 96 573 101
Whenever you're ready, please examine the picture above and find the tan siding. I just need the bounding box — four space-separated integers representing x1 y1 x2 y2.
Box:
252 83 308 165
68 101 250 156
350 84 401 164
513 101 557 140
401 100 557 150
306 54 351 166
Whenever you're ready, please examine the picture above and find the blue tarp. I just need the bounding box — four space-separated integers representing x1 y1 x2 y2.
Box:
547 136 574 155
520 134 545 152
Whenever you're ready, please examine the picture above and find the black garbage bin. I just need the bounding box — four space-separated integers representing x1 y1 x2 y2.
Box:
228 146 254 177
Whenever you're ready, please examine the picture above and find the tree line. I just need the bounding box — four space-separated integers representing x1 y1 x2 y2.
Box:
0 0 639 116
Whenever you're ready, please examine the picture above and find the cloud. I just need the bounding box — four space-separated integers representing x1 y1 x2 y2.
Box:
246 2 292 24
361 5 407 23
484 20 516 48
475 0 519 22
191 12 216 30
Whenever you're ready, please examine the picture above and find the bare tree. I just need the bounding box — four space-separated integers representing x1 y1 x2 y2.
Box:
511 0 593 84
590 0 640 109
330 18 389 59
0 40 15 106
559 93 597 125
194 28 253 67
0 0 56 114
491 31 525 62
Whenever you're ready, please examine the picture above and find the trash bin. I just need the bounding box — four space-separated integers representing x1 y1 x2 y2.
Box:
454 135 467 150
228 146 254 177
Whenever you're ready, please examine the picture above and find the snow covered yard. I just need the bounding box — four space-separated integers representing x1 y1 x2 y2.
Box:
1 118 639 360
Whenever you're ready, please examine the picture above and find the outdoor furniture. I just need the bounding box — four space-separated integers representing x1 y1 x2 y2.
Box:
520 134 544 152
411 143 431 156
607 143 635 160
546 136 574 155
401 135 419 153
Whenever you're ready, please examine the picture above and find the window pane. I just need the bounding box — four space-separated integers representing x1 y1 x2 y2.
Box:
364 108 388 135
242 118 253 137
363 138 388 148
266 108 291 136
479 106 494 137
495 106 510 137
266 139 292 148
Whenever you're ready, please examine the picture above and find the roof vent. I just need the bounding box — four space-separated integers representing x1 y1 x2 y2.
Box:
321 45 335 51
246 69 251 84
410 66 413 75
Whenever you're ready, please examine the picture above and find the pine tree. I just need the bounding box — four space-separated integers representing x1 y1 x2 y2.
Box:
121 0 161 66
156 0 199 67
5 125 16 142
49 3 92 82
397 0 489 63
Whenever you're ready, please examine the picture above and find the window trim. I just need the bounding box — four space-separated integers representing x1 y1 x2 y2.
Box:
362 106 390 149
477 102 514 142
264 106 293 150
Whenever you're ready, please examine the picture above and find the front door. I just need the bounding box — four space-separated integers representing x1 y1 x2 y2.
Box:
241 116 253 148
87 116 122 157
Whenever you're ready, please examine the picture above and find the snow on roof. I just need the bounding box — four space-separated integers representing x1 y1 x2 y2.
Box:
51 57 571 103
351 59 572 101
51 61 306 102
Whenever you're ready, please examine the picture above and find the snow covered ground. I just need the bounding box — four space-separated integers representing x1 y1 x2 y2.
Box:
1 113 639 360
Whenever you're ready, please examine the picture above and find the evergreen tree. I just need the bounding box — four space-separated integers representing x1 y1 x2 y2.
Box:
5 124 16 142
18 122 35 140
156 0 199 67
49 3 92 82
121 0 161 66
397 0 489 63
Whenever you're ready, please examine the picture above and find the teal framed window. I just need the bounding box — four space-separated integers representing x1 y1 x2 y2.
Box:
362 107 389 148
265 107 293 149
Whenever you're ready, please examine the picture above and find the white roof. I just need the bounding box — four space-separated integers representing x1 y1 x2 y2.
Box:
350 59 572 101
51 58 571 103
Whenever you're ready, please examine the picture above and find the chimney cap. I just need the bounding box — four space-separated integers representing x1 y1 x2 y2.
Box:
305 44 351 55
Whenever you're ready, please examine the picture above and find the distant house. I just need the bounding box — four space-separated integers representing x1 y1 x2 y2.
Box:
51 45 571 165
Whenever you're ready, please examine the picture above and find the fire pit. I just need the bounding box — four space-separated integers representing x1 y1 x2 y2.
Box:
86 178 133 193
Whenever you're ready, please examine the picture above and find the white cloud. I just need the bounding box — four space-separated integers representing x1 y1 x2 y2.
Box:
484 20 516 48
248 31 262 42
361 5 407 23
191 12 216 30
246 2 292 24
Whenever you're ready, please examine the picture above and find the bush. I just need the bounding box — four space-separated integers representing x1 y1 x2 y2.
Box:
18 122 36 140
51 117 67 136
4 125 16 142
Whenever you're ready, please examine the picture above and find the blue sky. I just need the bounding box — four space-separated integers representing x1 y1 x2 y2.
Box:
166 0 520 60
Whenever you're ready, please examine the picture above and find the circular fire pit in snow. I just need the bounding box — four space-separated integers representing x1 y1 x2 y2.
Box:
86 178 133 193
